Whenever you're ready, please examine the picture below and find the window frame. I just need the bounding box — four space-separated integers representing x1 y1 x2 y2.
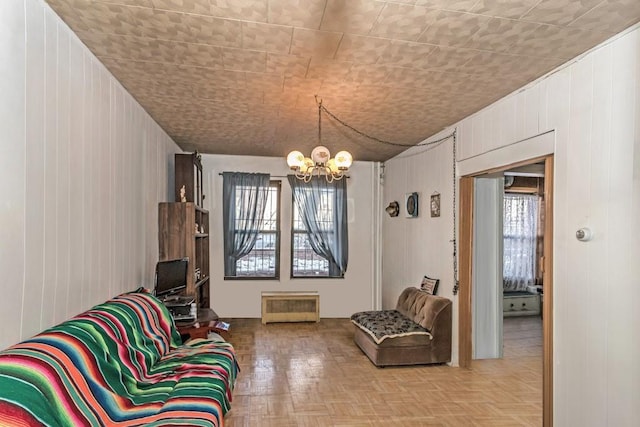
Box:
502 192 538 286
225 180 281 280
289 185 342 279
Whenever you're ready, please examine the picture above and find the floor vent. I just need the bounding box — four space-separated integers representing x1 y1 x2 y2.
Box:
261 291 319 324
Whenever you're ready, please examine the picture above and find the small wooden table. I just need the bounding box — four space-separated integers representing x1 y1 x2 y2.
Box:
175 309 231 341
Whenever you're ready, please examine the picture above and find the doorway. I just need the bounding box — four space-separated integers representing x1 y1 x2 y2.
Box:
459 155 554 427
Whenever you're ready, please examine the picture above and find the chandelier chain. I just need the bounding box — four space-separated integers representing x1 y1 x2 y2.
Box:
312 97 459 295
318 99 322 146
452 129 459 296
318 101 451 148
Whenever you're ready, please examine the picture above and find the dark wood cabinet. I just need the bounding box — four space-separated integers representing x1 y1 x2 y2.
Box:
174 152 204 207
158 202 210 309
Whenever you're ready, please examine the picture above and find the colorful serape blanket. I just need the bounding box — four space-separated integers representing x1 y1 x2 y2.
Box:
0 291 238 426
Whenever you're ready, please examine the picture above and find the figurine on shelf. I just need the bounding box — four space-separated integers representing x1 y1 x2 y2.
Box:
180 185 187 202
195 223 199 233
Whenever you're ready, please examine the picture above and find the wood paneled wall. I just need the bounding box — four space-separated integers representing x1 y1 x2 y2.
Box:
381 130 458 359
457 28 639 426
384 27 639 426
0 0 181 349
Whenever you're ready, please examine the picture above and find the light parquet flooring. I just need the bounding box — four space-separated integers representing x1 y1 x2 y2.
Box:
224 316 542 427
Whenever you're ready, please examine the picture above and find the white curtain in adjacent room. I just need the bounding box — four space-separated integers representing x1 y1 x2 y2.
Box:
503 194 538 291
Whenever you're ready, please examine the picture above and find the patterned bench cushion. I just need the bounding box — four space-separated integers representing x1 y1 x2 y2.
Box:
350 310 432 344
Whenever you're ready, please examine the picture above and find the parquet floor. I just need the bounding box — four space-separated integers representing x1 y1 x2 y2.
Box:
224 316 542 426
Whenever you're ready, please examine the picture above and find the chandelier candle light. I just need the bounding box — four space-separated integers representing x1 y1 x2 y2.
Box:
287 99 352 182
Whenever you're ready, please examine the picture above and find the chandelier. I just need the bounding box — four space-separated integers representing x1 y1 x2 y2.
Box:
286 99 352 182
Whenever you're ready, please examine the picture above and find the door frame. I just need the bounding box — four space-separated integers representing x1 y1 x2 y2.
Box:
458 155 554 427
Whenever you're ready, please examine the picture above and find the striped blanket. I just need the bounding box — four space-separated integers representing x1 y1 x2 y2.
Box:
0 291 238 426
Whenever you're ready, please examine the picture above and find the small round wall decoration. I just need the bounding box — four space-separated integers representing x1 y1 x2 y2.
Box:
405 192 419 218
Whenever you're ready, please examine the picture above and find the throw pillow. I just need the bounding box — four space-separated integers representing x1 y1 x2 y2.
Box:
421 276 439 295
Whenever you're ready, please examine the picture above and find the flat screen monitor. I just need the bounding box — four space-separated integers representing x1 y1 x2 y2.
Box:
155 258 188 298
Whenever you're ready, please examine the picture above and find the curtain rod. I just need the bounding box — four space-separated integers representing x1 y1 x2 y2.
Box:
218 173 288 178
217 173 349 179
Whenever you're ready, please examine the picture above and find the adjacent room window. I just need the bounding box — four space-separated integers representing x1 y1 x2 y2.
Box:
288 176 348 278
503 193 538 291
223 173 279 279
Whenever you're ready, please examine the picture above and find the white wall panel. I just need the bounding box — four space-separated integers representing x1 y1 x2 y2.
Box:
0 0 26 348
629 32 640 427
55 24 71 325
563 52 594 425
382 130 457 363
514 90 527 143
42 8 59 329
632 30 640 427
67 35 84 317
0 0 181 349
458 119 473 160
604 32 636 426
385 26 640 425
502 95 517 146
80 52 92 310
580 44 611 427
523 84 540 138
471 113 487 156
23 0 46 339
537 79 550 132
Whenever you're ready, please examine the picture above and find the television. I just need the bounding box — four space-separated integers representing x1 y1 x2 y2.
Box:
154 258 188 299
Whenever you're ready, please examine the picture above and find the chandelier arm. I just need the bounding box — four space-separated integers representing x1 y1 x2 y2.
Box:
325 166 334 183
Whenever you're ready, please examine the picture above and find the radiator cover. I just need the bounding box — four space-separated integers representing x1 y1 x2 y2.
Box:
261 291 319 324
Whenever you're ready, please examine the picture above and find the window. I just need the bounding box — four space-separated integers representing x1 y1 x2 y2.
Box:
292 200 331 277
289 176 348 278
231 181 280 278
503 193 538 291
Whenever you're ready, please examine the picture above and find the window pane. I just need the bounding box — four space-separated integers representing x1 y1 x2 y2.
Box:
503 194 537 288
236 232 277 277
232 182 280 278
291 186 335 277
292 232 329 277
292 189 334 230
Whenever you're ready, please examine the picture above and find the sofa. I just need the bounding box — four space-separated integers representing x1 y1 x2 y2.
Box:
0 290 238 427
350 287 452 367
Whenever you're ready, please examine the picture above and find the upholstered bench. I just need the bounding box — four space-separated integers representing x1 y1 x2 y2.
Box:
351 287 452 367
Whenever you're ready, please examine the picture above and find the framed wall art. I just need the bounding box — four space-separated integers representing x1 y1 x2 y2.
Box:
430 193 440 217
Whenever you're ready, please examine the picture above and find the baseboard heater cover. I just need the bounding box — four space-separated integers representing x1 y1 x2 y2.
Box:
261 291 319 324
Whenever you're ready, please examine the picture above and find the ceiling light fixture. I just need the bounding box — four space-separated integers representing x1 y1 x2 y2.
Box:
286 98 352 182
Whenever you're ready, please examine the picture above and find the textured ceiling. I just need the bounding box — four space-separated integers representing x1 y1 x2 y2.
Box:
46 0 640 162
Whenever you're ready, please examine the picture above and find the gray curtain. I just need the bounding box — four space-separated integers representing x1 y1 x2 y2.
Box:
223 172 270 276
288 176 348 277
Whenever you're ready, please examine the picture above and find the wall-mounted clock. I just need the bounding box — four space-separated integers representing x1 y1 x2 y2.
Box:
405 192 419 218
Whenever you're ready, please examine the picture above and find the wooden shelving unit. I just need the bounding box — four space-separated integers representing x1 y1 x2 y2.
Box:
158 202 210 309
174 152 204 207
